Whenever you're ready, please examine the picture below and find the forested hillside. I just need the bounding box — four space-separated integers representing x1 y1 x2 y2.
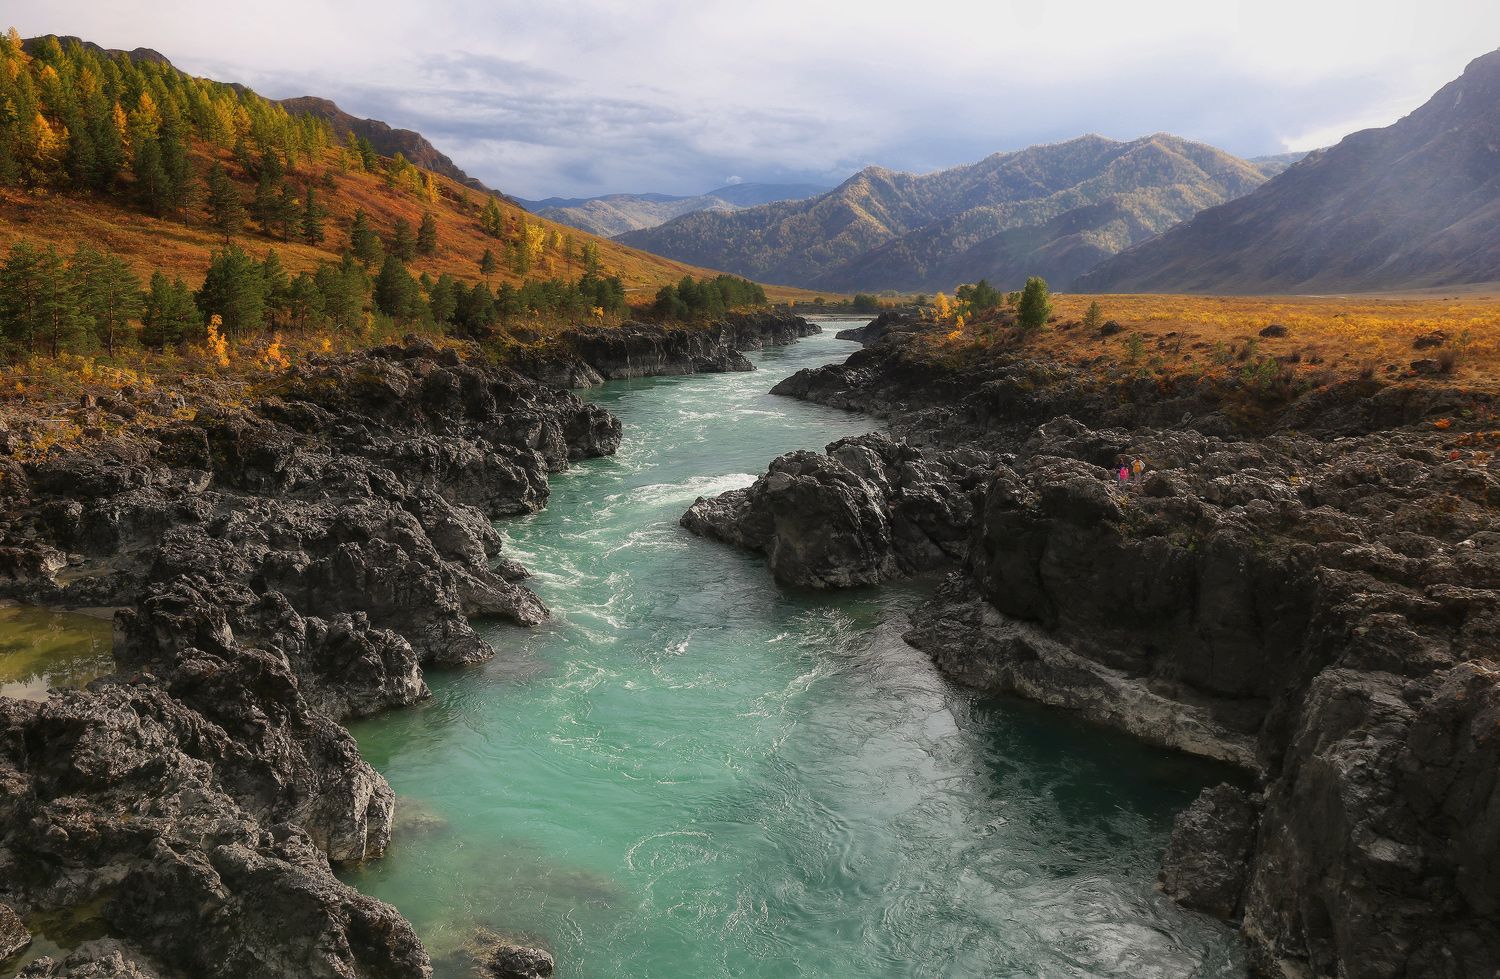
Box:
0 30 788 362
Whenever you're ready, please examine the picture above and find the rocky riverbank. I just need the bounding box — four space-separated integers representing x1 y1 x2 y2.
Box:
683 316 1500 978
510 311 821 389
0 311 817 977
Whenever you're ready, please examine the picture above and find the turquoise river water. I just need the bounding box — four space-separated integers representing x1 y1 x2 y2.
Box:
339 324 1247 978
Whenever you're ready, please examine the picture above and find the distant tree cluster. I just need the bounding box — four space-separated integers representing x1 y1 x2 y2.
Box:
851 294 881 313
0 234 633 360
955 279 1002 314
652 275 766 320
0 30 332 204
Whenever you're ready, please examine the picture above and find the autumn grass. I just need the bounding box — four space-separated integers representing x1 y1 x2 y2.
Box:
933 293 1500 393
0 143 826 304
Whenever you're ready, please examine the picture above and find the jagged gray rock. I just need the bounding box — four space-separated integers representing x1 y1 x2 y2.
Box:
681 432 988 587
1160 783 1261 918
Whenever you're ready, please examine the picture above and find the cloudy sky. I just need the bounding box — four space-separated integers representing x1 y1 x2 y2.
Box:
8 1 1498 199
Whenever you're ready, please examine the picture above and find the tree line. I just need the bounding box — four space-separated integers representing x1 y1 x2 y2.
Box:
652 275 767 320
0 236 634 359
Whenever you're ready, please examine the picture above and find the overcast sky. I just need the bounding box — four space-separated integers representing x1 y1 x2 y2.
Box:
8 1 1498 199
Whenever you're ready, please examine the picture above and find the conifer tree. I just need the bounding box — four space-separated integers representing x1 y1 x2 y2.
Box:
275 183 298 241
301 186 326 245
374 253 420 321
286 272 323 330
72 245 142 355
478 248 497 286
390 218 417 262
480 197 504 238
261 249 290 327
348 209 383 267
196 246 265 337
141 271 201 348
206 162 246 243
417 211 438 256
314 253 368 332
252 169 280 235
0 242 82 356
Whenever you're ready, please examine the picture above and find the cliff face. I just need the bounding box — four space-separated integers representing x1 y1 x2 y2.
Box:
683 320 1500 977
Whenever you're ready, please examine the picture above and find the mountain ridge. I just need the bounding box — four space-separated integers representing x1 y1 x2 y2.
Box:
1077 49 1500 294
618 133 1269 292
522 182 830 237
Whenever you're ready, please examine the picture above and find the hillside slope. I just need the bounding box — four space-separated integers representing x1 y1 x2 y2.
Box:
524 182 829 237
618 135 1268 292
277 96 497 195
1078 50 1500 294
0 34 772 299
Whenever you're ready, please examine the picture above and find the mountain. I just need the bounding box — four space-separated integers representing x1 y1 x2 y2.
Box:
276 96 496 194
522 183 830 237
617 135 1269 292
1078 51 1500 294
2 35 756 296
1249 151 1309 177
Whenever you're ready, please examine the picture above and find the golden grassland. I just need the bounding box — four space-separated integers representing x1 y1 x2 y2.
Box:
937 293 1500 393
0 142 825 304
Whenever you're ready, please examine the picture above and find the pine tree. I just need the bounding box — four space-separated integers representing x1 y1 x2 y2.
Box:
417 211 438 256
275 183 297 241
348 209 383 267
314 253 368 332
478 248 497 286
0 242 83 355
1083 300 1103 332
301 186 326 245
206 162 246 243
261 249 290 327
374 253 420 321
480 197 504 238
72 245 142 355
141 271 201 348
252 169 280 235
196 246 266 338
286 272 324 330
132 136 174 216
390 218 417 262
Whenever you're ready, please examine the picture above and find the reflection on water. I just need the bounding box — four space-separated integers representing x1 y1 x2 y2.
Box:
0 604 115 701
341 326 1247 978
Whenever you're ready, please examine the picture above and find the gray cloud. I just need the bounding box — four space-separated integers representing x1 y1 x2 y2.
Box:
6 0 1498 198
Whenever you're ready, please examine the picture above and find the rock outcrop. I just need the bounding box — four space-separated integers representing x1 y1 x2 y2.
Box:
513 311 820 388
681 433 988 588
0 341 623 976
694 317 1500 978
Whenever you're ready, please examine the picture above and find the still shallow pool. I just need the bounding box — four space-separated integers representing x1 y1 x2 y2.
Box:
340 325 1246 977
0 604 115 702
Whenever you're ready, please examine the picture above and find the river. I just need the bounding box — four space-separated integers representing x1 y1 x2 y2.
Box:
339 323 1246 978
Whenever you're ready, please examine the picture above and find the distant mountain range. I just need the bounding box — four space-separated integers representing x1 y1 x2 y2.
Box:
616 135 1271 293
1079 50 1500 294
519 183 830 237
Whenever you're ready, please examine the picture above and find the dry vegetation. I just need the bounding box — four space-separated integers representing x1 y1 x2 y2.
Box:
936 293 1500 393
0 143 820 305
